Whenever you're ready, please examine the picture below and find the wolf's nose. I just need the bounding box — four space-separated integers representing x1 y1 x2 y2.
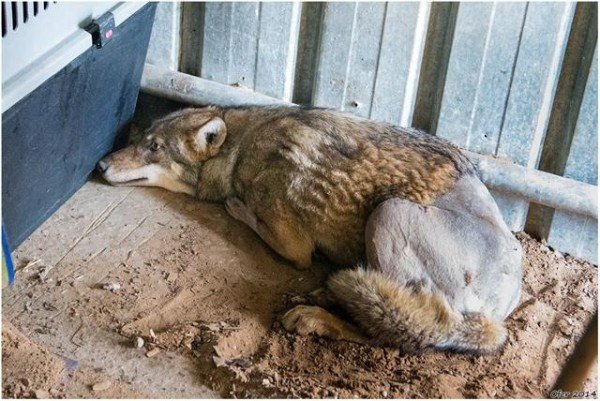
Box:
97 160 109 173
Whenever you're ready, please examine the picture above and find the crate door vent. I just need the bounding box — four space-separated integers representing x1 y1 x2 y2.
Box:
2 2 56 38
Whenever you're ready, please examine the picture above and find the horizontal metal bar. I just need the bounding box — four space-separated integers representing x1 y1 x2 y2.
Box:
141 63 291 107
467 152 597 219
140 64 598 219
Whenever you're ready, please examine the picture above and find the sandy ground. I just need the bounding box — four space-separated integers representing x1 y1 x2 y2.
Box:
2 180 597 398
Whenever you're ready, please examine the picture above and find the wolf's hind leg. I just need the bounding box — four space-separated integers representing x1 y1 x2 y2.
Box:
225 197 314 269
282 305 367 344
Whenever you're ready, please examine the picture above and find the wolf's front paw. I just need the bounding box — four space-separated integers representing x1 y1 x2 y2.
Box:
225 197 257 229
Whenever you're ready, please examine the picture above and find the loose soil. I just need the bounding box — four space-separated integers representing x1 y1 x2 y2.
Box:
2 183 597 398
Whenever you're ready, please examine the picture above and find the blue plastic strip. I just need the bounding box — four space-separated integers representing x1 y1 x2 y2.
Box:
2 224 15 285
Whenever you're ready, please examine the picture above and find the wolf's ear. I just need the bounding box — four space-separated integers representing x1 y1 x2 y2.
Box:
193 117 227 158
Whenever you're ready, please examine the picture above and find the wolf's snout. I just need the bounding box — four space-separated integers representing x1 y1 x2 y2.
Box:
97 160 109 173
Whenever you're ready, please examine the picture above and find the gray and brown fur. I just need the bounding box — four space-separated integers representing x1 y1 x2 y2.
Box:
99 105 522 354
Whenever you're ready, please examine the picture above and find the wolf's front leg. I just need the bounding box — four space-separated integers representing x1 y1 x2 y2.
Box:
225 197 258 231
225 197 314 269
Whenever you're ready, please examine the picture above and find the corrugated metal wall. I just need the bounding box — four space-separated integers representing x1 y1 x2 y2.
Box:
145 1 598 264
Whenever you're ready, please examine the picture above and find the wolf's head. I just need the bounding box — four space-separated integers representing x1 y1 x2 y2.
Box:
98 107 227 195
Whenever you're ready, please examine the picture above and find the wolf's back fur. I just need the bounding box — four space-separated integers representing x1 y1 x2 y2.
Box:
202 106 474 266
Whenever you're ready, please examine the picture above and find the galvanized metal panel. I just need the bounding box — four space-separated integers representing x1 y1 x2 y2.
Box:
255 2 301 100
227 2 260 88
437 2 575 230
200 2 299 100
437 3 514 147
312 2 357 110
495 2 575 230
312 2 427 124
562 49 598 185
341 2 386 118
146 2 181 71
200 2 231 83
549 214 597 264
371 3 426 125
524 3 597 241
292 2 324 105
548 46 598 263
496 2 575 168
466 4 526 156
412 2 459 132
179 2 205 77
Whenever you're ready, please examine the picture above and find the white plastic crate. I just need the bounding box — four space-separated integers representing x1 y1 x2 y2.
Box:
2 1 148 112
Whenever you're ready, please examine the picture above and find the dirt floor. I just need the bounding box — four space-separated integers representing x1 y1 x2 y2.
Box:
2 180 597 398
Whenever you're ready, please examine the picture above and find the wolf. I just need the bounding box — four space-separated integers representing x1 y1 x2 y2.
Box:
98 106 522 354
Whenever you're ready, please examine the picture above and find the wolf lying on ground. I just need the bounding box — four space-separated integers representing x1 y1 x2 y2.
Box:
98 106 522 354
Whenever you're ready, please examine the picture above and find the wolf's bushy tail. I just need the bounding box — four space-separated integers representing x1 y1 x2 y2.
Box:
327 267 507 354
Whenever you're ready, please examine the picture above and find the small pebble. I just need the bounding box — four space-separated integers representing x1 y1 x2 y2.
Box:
92 381 111 392
290 295 307 304
146 348 161 358
262 378 270 386
34 389 50 399
149 329 157 340
213 356 226 367
101 283 121 291
135 337 145 348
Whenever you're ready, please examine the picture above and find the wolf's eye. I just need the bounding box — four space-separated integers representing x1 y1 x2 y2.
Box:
149 142 161 152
